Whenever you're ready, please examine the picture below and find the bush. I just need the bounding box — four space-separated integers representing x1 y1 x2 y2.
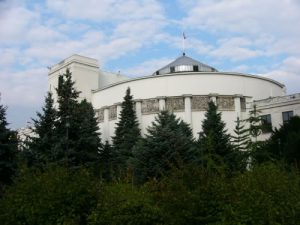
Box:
0 166 101 225
88 183 163 225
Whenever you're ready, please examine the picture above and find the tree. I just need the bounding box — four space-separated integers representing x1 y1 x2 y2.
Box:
231 117 251 170
54 69 101 167
112 87 141 172
198 101 235 170
133 110 195 183
24 92 57 166
0 96 18 189
99 141 114 181
264 116 300 168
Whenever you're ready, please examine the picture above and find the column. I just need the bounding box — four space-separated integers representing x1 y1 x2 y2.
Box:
183 94 192 126
103 106 109 142
209 93 218 104
134 99 143 132
157 96 166 111
116 102 122 122
234 94 242 119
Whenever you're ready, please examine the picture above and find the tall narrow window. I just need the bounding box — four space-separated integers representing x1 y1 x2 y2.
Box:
261 114 272 133
282 111 293 123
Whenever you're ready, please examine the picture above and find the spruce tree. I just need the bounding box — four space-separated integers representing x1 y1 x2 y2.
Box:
99 141 113 181
24 92 57 166
231 117 251 151
55 69 101 167
133 110 195 183
0 96 18 188
198 101 234 170
112 87 140 172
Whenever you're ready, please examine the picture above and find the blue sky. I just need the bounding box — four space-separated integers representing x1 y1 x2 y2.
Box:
1 0 300 129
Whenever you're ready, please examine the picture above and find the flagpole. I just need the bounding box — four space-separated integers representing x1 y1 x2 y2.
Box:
182 32 186 55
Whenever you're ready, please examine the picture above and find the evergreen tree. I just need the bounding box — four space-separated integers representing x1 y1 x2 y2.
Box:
71 99 101 166
133 110 195 183
246 104 263 142
264 116 300 167
112 87 140 172
245 105 265 165
24 92 57 166
0 96 18 188
231 117 251 170
99 141 113 181
231 117 251 151
54 69 101 167
198 101 234 170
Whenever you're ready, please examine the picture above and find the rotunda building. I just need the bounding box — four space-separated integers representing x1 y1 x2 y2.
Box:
48 54 299 142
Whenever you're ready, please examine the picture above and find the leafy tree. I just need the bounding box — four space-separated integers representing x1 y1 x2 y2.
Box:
23 92 57 166
112 87 141 172
0 97 18 189
88 183 163 225
133 110 195 183
0 166 101 225
198 101 235 170
264 116 300 168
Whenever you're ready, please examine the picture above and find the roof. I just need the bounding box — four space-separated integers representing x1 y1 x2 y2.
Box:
153 54 218 75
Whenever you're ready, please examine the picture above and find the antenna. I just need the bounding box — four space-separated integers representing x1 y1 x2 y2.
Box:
182 32 187 55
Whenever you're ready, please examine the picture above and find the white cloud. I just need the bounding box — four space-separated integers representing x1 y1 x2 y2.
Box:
209 37 264 61
46 0 164 21
122 57 173 76
182 0 300 56
0 68 48 107
263 57 300 94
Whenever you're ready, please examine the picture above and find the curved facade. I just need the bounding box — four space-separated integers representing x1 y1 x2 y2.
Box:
48 54 300 142
92 72 285 140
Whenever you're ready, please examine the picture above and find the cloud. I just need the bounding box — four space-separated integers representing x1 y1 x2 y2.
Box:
182 0 300 57
263 57 300 94
46 0 164 21
209 37 264 61
122 57 173 76
0 67 48 107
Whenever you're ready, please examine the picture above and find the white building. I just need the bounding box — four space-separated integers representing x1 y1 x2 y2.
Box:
48 54 300 142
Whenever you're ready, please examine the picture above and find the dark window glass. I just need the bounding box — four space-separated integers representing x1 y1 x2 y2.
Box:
282 111 293 123
193 65 199 72
170 66 175 73
156 71 159 75
261 114 272 133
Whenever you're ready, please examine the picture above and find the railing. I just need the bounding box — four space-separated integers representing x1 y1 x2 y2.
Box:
254 93 300 107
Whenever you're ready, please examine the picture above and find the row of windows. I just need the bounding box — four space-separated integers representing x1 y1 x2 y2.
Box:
261 111 294 133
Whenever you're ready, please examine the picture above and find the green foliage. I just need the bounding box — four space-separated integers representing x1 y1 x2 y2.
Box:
264 116 300 168
133 110 195 183
23 92 57 166
198 101 236 171
99 141 114 181
150 163 300 225
25 69 101 168
0 98 18 189
112 87 141 173
0 166 101 225
88 183 163 225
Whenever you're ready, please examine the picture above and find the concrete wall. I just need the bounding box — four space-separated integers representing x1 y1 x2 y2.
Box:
92 72 285 141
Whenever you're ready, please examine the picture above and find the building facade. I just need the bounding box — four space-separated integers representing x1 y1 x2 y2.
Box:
48 54 300 142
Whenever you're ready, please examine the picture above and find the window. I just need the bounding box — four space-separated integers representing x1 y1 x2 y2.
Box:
282 111 293 123
170 66 175 73
193 65 199 72
261 114 272 133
